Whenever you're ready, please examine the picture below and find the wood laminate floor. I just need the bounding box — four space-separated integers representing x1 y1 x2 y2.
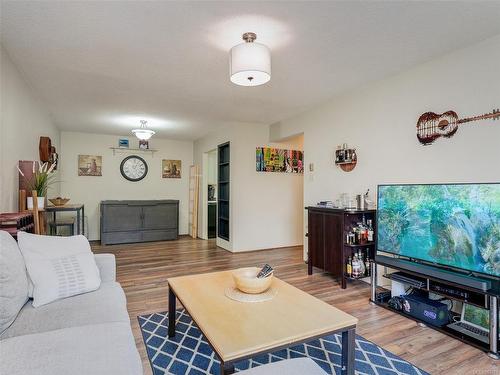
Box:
92 237 499 375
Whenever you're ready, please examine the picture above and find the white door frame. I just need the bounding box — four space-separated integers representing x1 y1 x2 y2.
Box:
200 152 209 240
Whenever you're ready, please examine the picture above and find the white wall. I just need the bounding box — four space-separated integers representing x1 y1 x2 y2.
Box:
270 35 500 259
0 45 60 211
207 150 217 186
59 132 193 240
194 123 304 252
234 131 303 252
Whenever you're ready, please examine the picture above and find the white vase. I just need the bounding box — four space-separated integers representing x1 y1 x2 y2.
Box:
27 197 45 210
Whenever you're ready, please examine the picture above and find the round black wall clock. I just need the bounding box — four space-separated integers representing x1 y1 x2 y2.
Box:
120 155 148 182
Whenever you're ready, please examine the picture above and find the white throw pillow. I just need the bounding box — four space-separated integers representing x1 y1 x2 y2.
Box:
17 232 101 308
0 231 29 334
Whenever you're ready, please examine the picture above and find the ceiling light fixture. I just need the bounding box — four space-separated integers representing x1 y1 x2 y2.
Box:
230 32 271 86
132 120 155 140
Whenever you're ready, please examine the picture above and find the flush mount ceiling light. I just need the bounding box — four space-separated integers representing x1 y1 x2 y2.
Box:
132 120 155 140
230 32 271 86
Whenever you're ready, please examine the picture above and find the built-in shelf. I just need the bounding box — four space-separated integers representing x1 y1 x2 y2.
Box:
218 142 230 241
109 147 157 156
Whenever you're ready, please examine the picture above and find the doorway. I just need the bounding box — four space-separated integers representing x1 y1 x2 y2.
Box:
201 149 217 239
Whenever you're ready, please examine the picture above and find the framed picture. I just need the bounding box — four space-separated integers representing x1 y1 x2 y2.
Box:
162 159 181 178
139 140 149 150
118 138 129 148
256 147 304 173
78 155 102 176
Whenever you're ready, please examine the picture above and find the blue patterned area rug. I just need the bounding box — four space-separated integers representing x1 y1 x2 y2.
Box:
138 309 429 375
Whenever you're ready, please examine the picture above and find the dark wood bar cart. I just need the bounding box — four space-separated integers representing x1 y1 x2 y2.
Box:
306 206 376 289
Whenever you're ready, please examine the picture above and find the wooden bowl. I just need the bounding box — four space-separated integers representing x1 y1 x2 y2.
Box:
232 267 273 294
49 198 70 206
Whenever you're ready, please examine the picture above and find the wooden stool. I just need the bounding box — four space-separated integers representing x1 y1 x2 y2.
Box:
49 218 75 236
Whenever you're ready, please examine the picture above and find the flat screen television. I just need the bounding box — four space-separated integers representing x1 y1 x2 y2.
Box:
377 183 500 278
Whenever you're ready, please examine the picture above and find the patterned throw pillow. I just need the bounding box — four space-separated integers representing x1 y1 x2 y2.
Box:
17 232 101 308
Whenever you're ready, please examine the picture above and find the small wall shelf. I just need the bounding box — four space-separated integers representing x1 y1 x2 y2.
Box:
335 145 357 172
109 147 158 156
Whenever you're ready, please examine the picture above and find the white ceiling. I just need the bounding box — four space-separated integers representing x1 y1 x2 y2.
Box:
1 1 500 141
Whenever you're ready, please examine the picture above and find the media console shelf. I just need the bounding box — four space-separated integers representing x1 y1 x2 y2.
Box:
371 254 500 358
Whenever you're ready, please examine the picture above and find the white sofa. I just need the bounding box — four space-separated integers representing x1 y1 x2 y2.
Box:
0 230 325 375
0 230 143 375
238 358 326 374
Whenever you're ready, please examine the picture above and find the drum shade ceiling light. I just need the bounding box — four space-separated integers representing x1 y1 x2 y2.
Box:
230 32 271 86
132 120 155 140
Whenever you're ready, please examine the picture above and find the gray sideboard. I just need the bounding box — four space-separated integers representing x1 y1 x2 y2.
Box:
100 200 179 245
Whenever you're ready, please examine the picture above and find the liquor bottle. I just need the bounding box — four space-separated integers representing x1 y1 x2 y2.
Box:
358 250 366 276
365 251 371 277
352 255 361 278
367 220 374 242
346 256 352 277
358 223 367 245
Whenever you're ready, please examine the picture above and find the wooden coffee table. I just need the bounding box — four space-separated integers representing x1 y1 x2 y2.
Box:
167 270 358 375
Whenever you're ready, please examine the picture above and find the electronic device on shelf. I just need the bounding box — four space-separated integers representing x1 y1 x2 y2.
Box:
375 289 392 303
430 284 469 300
390 272 426 289
388 293 449 327
447 303 490 344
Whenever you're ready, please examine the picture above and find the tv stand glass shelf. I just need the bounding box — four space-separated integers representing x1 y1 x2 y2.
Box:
371 254 500 359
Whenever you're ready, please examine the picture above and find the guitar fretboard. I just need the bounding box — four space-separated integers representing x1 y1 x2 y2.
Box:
458 112 499 124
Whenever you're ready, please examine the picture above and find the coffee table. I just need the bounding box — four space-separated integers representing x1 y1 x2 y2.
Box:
167 270 358 375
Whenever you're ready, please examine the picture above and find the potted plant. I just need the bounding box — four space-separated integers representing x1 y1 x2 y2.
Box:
18 161 57 209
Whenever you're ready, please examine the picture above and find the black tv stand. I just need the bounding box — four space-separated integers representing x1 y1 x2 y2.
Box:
371 254 500 359
375 255 492 291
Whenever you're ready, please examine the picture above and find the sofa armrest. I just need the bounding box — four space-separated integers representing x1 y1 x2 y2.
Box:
94 253 116 282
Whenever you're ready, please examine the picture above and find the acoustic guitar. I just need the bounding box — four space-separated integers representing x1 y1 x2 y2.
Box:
416 108 499 145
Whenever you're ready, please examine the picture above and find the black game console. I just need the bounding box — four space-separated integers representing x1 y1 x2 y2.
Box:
388 294 449 327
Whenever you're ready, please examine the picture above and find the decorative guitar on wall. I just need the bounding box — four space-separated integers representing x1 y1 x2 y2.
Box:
416 108 499 145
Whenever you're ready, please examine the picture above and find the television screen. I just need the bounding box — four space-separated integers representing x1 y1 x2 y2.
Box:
377 183 500 277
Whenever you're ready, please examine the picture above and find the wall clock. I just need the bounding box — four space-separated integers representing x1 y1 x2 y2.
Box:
120 155 148 182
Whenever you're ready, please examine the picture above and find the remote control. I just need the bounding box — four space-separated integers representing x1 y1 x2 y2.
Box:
257 264 274 278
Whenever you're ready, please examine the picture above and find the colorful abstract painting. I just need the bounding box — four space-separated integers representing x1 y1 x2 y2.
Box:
256 147 303 173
